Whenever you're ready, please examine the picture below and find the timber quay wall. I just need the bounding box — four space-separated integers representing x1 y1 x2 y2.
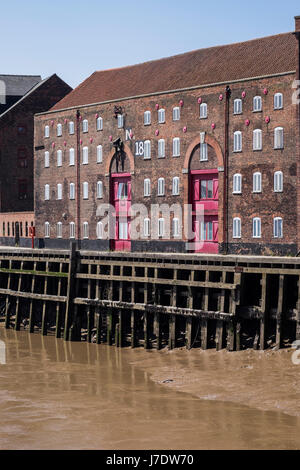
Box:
1 244 300 351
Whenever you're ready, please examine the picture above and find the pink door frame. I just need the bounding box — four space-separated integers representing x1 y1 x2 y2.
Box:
110 173 131 252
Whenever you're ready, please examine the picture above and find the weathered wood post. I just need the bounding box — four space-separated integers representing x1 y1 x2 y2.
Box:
4 260 12 329
64 242 77 341
275 274 284 350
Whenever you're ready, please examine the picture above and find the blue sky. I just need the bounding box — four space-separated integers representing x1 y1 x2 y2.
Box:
1 0 299 89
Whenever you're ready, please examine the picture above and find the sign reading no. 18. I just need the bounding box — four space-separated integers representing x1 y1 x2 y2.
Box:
135 141 145 157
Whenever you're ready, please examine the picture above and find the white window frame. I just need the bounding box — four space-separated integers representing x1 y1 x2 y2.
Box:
96 117 103 131
144 111 151 126
253 96 262 112
57 183 62 200
69 183 75 200
172 137 180 157
57 123 62 136
82 146 88 164
200 143 208 161
97 145 103 163
44 125 50 138
158 108 165 124
252 217 261 238
157 178 165 196
274 127 284 149
253 129 262 151
44 222 50 238
57 149 62 167
82 119 88 133
69 222 75 239
253 172 262 193
97 181 103 199
69 148 75 166
233 131 242 152
274 93 283 110
44 151 49 168
83 222 89 239
273 217 283 238
117 114 124 128
233 174 242 194
143 218 150 237
96 221 103 239
172 177 179 195
158 139 165 158
56 222 62 238
274 171 283 192
233 99 242 115
69 121 74 135
233 217 241 238
144 140 151 159
199 103 207 119
158 218 165 237
83 181 88 199
172 218 180 238
172 107 180 121
144 178 151 197
44 184 50 201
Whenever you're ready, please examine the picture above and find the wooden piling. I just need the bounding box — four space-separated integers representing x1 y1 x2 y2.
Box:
95 311 101 344
200 319 208 350
185 316 192 350
144 311 150 349
154 312 162 350
131 311 137 348
276 274 284 350
64 242 77 341
215 320 224 351
41 262 49 336
14 261 24 331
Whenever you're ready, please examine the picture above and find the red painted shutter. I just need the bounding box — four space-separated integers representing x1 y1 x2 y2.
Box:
194 179 200 201
213 221 218 242
213 179 219 200
115 220 119 240
128 182 131 200
128 220 131 240
114 182 118 201
193 220 200 241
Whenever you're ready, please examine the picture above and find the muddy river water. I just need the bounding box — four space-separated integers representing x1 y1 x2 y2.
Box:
0 326 300 450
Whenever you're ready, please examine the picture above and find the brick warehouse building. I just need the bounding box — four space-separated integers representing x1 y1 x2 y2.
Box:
0 74 72 246
34 16 300 255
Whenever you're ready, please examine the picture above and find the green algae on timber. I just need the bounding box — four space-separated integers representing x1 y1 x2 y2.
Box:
0 268 68 277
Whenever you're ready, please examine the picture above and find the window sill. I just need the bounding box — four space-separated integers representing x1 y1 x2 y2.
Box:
232 192 242 195
252 191 262 194
252 110 262 113
233 150 242 153
274 147 284 150
253 148 262 152
274 107 283 111
172 154 180 158
199 116 207 120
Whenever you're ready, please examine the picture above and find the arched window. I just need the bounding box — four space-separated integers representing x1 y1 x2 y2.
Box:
233 217 241 238
69 148 75 166
274 127 284 149
96 117 103 131
158 139 165 158
117 114 124 128
69 222 75 239
57 123 62 136
44 151 49 168
57 183 62 200
82 119 88 133
252 217 261 238
83 222 89 239
199 103 207 118
157 178 165 196
44 222 50 238
233 174 242 194
158 108 165 123
200 143 208 161
143 218 150 237
69 183 75 200
274 171 283 192
172 218 180 237
44 125 49 138
56 222 62 238
253 129 262 150
144 140 151 159
82 146 88 164
68 121 74 135
83 182 88 199
158 218 165 237
253 172 262 193
44 184 50 200
96 221 103 239
172 138 180 157
57 149 62 167
233 99 242 114
144 111 151 125
274 93 283 110
253 96 262 112
97 145 103 163
97 181 103 199
172 177 180 195
274 217 283 238
234 131 242 152
144 178 151 196
172 107 180 121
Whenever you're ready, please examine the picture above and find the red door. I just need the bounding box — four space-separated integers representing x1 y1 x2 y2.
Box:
111 174 131 251
191 170 218 253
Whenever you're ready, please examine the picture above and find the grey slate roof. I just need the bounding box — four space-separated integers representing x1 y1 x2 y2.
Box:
0 74 41 96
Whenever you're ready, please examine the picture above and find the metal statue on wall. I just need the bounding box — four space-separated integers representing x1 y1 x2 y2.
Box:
113 137 125 172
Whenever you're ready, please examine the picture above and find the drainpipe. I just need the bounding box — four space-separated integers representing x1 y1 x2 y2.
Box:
76 110 81 249
223 85 231 254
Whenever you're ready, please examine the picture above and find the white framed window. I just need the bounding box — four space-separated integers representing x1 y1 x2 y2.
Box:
274 93 283 110
274 127 284 149
57 149 62 167
158 139 165 158
69 222 75 239
44 222 50 238
253 96 262 112
274 171 283 192
82 119 88 133
144 178 151 197
200 143 208 161
172 107 180 121
83 222 89 239
57 123 62 136
83 181 88 199
172 177 179 195
158 218 165 237
199 103 207 118
96 117 103 131
69 121 74 135
172 137 180 157
144 111 151 125
96 221 103 239
253 172 262 193
57 183 62 200
44 184 50 201
233 173 242 194
253 129 262 150
157 178 165 196
82 146 88 164
44 125 49 138
252 217 261 238
144 140 151 159
158 108 165 123
69 148 75 166
97 145 103 163
44 151 50 168
274 217 283 238
233 131 242 152
69 183 75 200
172 218 180 237
97 181 103 199
143 218 150 237
57 222 62 238
233 217 241 238
117 114 124 128
233 99 242 114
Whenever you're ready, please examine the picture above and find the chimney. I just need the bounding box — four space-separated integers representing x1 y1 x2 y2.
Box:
295 15 300 32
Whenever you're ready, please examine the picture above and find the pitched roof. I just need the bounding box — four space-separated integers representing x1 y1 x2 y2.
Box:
51 32 297 111
0 74 41 96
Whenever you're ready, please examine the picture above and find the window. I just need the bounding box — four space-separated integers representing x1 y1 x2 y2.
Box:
274 93 283 110
17 148 27 168
274 171 283 192
70 222 75 239
44 125 50 138
144 178 151 196
69 121 74 135
17 125 26 135
144 140 151 159
97 145 103 163
274 127 284 149
57 222 62 238
158 178 165 196
44 184 50 200
233 218 241 238
233 173 242 194
200 143 208 161
233 99 242 114
69 148 75 166
57 149 62 167
119 221 128 240
200 221 214 241
96 221 103 239
82 146 88 164
44 222 50 238
7 222 10 237
253 96 262 112
274 217 283 238
69 183 75 200
200 180 214 199
253 129 262 150
173 107 180 121
172 177 179 195
57 183 62 200
158 109 165 123
96 117 103 131
97 181 103 198
44 151 49 168
18 180 27 200
82 119 88 133
83 182 88 199
25 221 28 237
143 218 150 237
83 222 89 239
199 103 207 118
252 217 261 238
158 218 165 237
144 111 151 125
158 139 165 158
172 138 180 157
117 182 128 200
57 124 62 136
253 172 262 193
172 218 180 237
117 114 124 128
234 131 242 152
